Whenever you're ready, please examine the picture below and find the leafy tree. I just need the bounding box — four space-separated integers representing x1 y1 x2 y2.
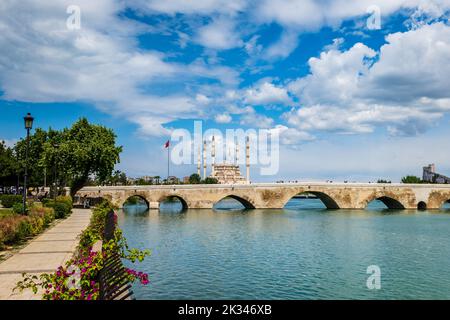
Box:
202 177 218 184
0 141 18 186
40 118 122 197
106 170 128 186
14 128 53 187
401 175 423 184
377 179 391 183
188 173 201 184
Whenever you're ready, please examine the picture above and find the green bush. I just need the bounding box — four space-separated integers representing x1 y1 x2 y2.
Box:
51 202 70 219
55 196 73 209
43 196 72 219
0 206 55 249
15 219 32 241
78 200 114 250
41 198 52 206
0 195 23 208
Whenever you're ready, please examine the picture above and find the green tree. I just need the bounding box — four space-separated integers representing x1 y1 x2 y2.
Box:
202 177 219 184
401 175 423 184
377 179 391 183
189 173 201 184
0 141 18 186
106 170 128 186
41 118 122 197
14 128 53 187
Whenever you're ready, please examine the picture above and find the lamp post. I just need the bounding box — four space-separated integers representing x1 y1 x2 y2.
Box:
23 113 34 213
52 143 60 200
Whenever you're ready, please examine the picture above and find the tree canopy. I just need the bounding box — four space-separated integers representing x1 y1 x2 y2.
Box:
0 141 18 186
189 173 201 184
1 118 122 197
401 175 423 184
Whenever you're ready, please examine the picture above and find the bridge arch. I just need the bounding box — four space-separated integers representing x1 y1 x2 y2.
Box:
417 201 427 211
214 195 256 210
158 194 188 211
362 194 405 210
427 191 450 210
282 190 340 209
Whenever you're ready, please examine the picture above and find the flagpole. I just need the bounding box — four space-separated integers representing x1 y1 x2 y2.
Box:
167 143 170 183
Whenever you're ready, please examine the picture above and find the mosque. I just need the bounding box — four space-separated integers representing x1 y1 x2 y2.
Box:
197 136 250 184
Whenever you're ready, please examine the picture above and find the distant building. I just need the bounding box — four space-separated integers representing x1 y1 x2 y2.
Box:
423 164 450 184
127 177 138 185
211 164 247 184
167 176 180 184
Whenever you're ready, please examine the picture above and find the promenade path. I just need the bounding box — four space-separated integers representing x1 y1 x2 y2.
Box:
0 208 91 300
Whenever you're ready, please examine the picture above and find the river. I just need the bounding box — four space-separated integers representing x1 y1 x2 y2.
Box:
117 198 450 299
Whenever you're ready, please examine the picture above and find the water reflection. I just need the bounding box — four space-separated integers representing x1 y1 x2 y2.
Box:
119 198 450 300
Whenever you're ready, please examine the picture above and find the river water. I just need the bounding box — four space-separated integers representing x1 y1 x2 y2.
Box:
117 198 450 300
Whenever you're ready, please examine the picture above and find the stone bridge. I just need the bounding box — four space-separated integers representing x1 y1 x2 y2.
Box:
75 182 450 210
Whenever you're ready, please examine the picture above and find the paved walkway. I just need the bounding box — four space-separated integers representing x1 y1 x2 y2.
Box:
0 208 91 300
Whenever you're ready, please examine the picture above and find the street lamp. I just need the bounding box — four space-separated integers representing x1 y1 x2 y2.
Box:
23 113 34 213
52 143 60 200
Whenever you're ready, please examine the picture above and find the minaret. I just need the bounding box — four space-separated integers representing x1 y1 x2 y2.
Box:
235 139 239 166
197 146 201 176
203 140 207 179
211 136 216 176
246 136 250 183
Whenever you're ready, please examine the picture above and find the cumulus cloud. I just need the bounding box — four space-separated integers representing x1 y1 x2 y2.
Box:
130 0 247 16
239 108 274 128
0 0 239 137
195 17 243 50
272 125 315 145
284 23 450 137
214 113 232 123
245 82 292 105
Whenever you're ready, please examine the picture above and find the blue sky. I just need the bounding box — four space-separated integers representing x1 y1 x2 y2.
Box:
1 1 450 182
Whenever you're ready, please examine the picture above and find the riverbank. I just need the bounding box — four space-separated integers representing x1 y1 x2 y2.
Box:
0 208 91 300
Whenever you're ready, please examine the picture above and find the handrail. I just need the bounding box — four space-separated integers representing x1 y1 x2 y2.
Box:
98 210 135 300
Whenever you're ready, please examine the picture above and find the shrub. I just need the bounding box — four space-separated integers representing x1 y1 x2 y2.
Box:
41 198 52 207
0 206 55 249
12 203 26 214
55 196 73 210
15 199 150 300
43 196 72 219
0 195 23 208
51 202 70 219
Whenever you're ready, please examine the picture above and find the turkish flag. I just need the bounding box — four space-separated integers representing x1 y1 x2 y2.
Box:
164 140 170 148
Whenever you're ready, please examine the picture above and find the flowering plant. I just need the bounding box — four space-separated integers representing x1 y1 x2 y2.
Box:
15 200 150 300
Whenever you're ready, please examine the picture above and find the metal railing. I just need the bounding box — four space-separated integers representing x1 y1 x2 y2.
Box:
98 210 135 300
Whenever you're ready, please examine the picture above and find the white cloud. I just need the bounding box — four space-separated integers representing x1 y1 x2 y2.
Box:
276 130 450 182
195 17 243 50
263 29 299 60
272 125 315 144
214 113 232 123
245 82 292 105
256 0 450 29
0 0 240 137
130 0 247 16
195 94 211 105
239 108 274 128
284 23 450 137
